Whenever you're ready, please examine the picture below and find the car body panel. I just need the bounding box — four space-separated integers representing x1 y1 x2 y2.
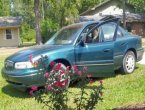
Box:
75 41 114 77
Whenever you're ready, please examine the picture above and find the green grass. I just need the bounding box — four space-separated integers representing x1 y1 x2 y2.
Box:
0 55 145 110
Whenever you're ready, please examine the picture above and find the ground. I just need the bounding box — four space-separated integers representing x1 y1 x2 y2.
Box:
0 47 27 55
114 103 145 110
0 46 145 110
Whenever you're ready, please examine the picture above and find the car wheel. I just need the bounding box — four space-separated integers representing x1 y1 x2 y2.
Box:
47 63 70 90
121 51 136 74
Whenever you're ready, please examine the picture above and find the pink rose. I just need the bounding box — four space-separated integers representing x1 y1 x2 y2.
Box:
47 85 52 90
29 54 33 63
87 74 91 78
83 66 87 72
31 85 38 91
99 80 103 85
44 72 49 78
50 61 56 67
29 90 33 95
54 63 61 71
77 71 82 76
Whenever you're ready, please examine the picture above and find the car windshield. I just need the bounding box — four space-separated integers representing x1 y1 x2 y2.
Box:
45 23 83 45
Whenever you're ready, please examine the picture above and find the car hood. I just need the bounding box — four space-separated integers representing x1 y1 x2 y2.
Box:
6 45 64 62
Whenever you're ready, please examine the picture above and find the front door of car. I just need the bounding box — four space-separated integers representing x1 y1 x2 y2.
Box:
74 21 119 77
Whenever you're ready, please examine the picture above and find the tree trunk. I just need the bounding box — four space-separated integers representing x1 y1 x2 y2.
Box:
34 0 42 45
123 0 126 29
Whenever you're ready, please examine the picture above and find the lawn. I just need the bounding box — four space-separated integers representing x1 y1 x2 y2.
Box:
0 54 145 110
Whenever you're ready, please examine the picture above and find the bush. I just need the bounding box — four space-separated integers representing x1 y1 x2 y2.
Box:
29 55 104 110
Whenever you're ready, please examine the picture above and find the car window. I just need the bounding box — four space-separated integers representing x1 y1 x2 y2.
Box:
101 23 116 42
117 27 124 38
45 23 83 45
79 24 100 44
119 26 128 35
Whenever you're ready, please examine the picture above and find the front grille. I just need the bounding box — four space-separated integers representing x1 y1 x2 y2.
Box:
5 60 14 70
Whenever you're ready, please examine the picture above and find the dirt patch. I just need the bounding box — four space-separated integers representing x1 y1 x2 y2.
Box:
0 47 28 56
113 103 145 110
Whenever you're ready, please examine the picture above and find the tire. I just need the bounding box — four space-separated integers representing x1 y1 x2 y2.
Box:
121 51 136 74
47 62 70 90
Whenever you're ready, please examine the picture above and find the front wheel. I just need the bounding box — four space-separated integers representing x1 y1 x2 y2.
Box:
121 51 136 74
46 63 70 90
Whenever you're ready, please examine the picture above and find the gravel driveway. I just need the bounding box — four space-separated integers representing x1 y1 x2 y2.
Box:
0 47 27 56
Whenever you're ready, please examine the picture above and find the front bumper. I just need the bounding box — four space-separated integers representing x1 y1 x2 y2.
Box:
137 48 144 62
2 68 46 91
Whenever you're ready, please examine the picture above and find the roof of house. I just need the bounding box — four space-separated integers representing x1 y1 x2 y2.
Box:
80 13 145 22
126 13 145 22
0 16 22 28
103 13 145 22
80 0 134 16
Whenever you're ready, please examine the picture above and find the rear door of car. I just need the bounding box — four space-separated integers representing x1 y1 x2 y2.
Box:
74 19 119 77
114 27 129 69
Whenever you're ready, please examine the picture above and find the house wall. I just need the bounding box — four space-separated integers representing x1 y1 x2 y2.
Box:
82 0 134 16
0 27 20 47
129 22 145 38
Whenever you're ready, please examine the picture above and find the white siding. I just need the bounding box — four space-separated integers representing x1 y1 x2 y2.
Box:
0 28 20 47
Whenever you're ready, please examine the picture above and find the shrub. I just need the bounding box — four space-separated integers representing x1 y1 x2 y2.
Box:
29 55 104 110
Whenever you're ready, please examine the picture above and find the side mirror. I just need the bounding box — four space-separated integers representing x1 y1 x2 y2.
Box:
79 40 85 47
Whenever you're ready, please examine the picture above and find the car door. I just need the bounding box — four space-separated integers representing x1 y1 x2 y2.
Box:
114 27 129 69
74 21 118 77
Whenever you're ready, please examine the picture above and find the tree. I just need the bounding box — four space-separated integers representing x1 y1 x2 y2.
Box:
79 0 105 13
129 0 145 12
34 0 42 45
46 0 81 27
0 0 10 16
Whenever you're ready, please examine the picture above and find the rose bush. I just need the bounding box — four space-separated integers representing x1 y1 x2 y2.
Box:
29 55 104 110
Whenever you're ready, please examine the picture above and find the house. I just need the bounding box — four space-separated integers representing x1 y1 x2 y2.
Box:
80 0 145 38
0 16 21 47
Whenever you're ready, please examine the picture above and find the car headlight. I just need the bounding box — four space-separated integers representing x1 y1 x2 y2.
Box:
15 62 34 69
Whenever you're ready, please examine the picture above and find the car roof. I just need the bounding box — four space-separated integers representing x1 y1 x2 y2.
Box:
64 17 120 29
68 17 120 28
62 21 101 30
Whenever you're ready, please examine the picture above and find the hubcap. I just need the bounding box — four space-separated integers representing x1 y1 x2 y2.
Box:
125 54 135 73
47 63 70 90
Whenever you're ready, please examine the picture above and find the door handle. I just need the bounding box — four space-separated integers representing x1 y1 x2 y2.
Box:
103 49 111 52
121 42 126 46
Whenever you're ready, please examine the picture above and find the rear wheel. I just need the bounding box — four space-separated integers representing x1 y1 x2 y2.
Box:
121 51 136 74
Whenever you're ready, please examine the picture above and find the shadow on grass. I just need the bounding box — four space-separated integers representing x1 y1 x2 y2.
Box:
71 66 140 89
1 84 30 98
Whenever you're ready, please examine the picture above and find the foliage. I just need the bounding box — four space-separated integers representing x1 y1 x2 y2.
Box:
29 55 103 110
13 0 35 42
79 0 105 13
46 0 81 27
40 19 59 43
21 23 35 42
129 0 145 12
0 0 10 16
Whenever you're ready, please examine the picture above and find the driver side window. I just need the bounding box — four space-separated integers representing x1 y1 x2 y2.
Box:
80 24 100 44
101 23 116 42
